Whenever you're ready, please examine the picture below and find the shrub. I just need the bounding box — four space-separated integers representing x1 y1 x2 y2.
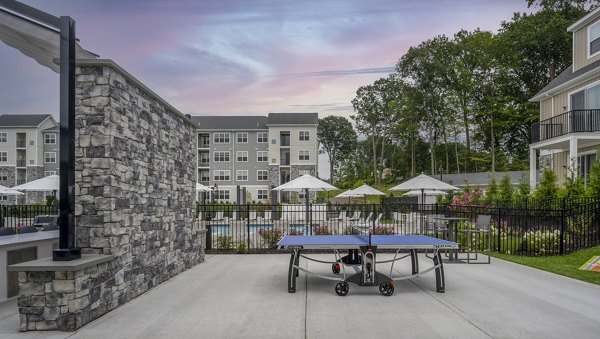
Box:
498 174 513 202
236 243 247 253
312 225 334 235
533 169 559 201
216 235 233 249
288 228 304 236
258 228 284 248
522 229 562 255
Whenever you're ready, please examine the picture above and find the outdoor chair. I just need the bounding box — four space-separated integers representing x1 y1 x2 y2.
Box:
425 214 448 239
42 224 59 231
373 213 383 225
19 226 38 234
462 215 492 264
337 210 346 221
0 227 16 236
32 215 59 228
263 210 271 221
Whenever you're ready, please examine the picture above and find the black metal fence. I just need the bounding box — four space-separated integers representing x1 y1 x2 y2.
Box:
0 205 59 232
200 199 600 256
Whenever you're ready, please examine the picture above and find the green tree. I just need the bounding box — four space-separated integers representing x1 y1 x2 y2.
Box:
516 175 531 198
586 155 600 198
498 174 514 201
527 0 598 11
485 176 499 204
534 169 560 200
317 116 357 183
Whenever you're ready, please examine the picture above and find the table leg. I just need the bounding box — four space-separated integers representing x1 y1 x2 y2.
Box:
433 250 445 293
288 249 299 293
410 249 419 275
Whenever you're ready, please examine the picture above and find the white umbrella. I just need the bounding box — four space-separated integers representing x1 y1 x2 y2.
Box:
196 183 213 192
348 184 386 196
0 188 24 196
402 189 447 197
273 174 338 232
389 174 459 192
12 175 59 191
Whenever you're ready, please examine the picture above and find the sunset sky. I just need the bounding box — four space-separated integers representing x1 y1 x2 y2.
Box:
1 0 531 119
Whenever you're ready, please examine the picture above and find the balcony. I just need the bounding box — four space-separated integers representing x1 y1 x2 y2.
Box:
531 109 600 143
198 158 210 167
16 179 26 185
16 160 26 167
16 141 26 148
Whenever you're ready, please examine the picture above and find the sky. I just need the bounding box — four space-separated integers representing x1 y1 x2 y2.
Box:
0 0 532 177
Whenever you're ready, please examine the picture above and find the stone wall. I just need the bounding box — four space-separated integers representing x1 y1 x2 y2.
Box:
25 166 45 204
17 59 204 331
0 166 16 205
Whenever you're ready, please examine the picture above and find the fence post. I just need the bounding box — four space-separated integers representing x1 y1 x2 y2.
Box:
496 202 501 253
206 224 212 250
246 203 251 250
559 198 565 255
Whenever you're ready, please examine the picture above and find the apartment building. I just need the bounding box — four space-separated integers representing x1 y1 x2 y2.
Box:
529 8 600 188
192 113 319 203
0 114 59 204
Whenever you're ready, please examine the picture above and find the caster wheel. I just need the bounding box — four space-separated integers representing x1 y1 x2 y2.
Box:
335 282 349 296
379 282 394 296
332 262 341 274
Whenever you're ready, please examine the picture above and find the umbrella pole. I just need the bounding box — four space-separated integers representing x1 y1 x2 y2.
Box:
305 188 311 235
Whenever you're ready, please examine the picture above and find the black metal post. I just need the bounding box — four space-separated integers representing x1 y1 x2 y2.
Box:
53 16 80 261
559 198 565 255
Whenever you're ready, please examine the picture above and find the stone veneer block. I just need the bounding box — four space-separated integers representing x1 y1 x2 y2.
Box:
13 59 204 332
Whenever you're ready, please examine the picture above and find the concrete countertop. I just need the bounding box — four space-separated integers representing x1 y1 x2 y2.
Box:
7 254 114 272
0 230 59 249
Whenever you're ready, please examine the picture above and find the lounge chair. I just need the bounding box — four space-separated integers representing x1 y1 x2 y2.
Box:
19 226 38 234
0 227 16 236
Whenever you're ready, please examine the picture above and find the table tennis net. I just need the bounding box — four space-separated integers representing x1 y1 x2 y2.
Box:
351 226 371 245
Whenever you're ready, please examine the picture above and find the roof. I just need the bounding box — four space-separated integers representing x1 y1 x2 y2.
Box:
567 6 600 32
192 116 268 130
0 114 53 127
42 127 59 132
267 113 318 125
531 59 600 101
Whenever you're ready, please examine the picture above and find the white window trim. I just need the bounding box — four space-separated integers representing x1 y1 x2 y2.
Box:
236 170 248 181
216 189 230 200
213 170 231 181
257 151 268 162
45 152 57 163
257 132 268 143
213 133 230 144
588 21 600 59
257 189 268 200
299 130 310 141
236 132 248 143
567 79 600 110
236 151 248 162
257 170 268 181
0 151 6 162
213 151 230 162
298 150 310 161
44 133 57 144
44 171 56 176
0 132 7 143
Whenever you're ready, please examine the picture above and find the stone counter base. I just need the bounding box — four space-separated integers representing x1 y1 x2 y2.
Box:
18 260 116 331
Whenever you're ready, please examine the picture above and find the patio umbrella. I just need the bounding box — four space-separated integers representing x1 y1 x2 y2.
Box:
335 190 363 204
273 174 338 233
196 183 213 192
389 174 459 192
402 189 448 197
346 184 385 204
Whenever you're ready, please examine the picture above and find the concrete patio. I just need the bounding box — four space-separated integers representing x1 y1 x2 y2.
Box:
1 253 599 339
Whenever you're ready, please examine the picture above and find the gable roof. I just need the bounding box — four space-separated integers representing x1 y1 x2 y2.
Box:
530 59 600 101
192 116 268 130
267 113 318 125
0 114 53 127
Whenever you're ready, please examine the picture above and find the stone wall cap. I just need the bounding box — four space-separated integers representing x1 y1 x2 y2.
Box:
7 254 114 272
0 230 58 249
74 58 197 128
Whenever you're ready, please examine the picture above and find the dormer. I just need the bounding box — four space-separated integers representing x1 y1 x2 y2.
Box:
569 7 600 72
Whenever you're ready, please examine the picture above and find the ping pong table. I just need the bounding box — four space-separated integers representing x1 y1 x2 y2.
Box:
277 232 458 296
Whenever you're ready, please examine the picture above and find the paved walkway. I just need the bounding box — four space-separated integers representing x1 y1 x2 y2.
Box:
1 253 600 338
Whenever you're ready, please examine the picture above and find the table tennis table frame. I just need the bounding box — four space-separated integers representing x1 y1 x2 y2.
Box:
283 242 452 296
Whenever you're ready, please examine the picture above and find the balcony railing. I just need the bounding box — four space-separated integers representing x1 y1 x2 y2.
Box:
16 141 26 148
16 179 26 185
531 109 600 143
16 160 26 167
280 136 290 147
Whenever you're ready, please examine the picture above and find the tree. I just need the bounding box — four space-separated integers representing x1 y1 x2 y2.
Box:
586 154 600 198
485 176 499 204
317 116 357 183
527 0 598 11
498 174 514 201
516 175 531 198
534 168 560 200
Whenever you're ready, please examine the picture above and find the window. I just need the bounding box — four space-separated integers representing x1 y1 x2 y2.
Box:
257 189 268 200
214 170 230 181
216 190 230 200
213 151 230 162
213 133 230 143
299 150 310 161
0 133 6 143
236 132 248 143
236 170 248 181
0 195 7 201
0 152 7 162
236 151 248 162
45 152 56 163
578 152 597 185
257 170 268 181
257 132 268 143
299 130 310 141
0 169 7 181
257 151 268 162
44 171 56 177
590 21 600 57
44 133 56 144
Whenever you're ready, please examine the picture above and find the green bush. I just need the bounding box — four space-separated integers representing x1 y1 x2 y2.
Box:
522 230 562 256
312 225 334 235
258 228 284 248
236 243 247 253
216 235 233 249
533 169 559 201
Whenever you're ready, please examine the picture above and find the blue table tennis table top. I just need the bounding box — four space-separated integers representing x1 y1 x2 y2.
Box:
277 234 458 250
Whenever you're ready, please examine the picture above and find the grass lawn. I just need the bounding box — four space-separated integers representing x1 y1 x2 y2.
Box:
493 246 600 285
